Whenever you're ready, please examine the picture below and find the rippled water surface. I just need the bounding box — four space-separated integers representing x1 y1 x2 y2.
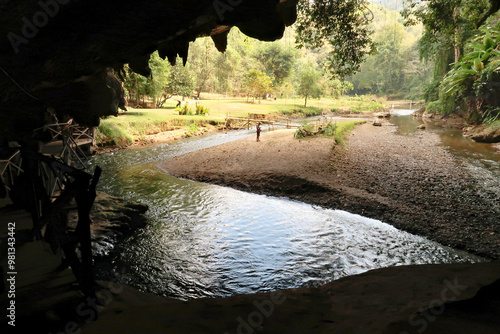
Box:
389 110 500 205
89 128 484 300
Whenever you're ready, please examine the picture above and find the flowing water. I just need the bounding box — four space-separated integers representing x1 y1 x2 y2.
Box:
390 108 500 206
88 124 486 300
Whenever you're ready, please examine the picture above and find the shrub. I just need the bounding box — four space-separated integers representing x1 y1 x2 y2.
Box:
368 102 384 112
176 104 192 115
323 123 338 136
185 123 199 136
425 101 443 114
195 105 210 116
293 121 363 144
294 124 314 139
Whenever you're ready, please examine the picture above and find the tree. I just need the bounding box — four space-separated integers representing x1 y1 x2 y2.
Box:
295 0 375 79
213 51 234 95
146 52 170 104
403 0 500 122
325 79 354 98
402 0 493 102
188 37 217 98
345 4 431 98
254 42 297 86
123 51 171 107
277 80 294 100
440 21 500 121
160 58 195 105
123 67 148 106
402 0 491 63
297 65 322 107
242 69 273 102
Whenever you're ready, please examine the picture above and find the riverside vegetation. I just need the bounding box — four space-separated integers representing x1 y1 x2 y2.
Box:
95 96 384 148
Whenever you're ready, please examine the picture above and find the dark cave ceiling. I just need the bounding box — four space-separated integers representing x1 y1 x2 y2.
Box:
0 0 298 139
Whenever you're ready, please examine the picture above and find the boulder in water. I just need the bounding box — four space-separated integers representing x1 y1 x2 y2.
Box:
463 125 500 143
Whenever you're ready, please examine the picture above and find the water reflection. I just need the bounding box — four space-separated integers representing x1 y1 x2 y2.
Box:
389 113 500 209
90 128 485 300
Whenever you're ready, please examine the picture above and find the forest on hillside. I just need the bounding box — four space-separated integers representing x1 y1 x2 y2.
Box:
124 1 428 105
124 0 500 127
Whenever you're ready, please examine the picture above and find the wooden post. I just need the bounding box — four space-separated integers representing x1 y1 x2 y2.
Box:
91 127 96 146
75 166 101 298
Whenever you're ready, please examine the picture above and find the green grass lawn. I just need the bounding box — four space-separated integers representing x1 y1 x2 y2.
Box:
96 96 385 146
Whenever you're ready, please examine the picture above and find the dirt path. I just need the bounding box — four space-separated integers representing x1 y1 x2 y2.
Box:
160 122 500 259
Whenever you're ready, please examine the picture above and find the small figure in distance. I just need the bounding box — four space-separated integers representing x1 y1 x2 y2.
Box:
256 122 262 142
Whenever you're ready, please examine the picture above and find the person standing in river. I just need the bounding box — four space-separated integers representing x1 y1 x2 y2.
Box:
256 122 262 142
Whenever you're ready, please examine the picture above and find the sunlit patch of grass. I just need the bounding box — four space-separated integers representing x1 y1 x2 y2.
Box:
489 120 500 130
96 96 379 146
294 120 365 145
331 120 365 145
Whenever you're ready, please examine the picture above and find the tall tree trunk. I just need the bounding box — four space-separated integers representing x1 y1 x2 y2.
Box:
453 7 461 63
304 94 308 107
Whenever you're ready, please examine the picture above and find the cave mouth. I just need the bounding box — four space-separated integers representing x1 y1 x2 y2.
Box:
0 0 298 139
0 0 299 301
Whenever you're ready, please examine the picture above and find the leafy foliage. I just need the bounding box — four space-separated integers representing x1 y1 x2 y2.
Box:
425 100 444 114
254 42 297 86
297 65 322 107
242 69 273 102
347 4 431 98
176 103 209 116
323 79 353 98
294 121 364 145
164 60 195 100
402 0 494 105
176 104 192 115
187 37 218 97
440 22 500 120
195 105 210 116
295 0 375 79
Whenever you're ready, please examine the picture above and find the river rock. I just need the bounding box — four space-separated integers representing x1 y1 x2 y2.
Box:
422 110 436 118
417 124 426 130
412 107 426 118
414 109 467 129
68 191 148 257
374 111 391 118
373 119 382 126
463 124 500 143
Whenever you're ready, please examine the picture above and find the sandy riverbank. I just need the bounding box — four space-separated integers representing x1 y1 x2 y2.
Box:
161 121 500 259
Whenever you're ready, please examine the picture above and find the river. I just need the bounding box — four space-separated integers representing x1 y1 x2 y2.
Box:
87 117 487 300
390 108 500 207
